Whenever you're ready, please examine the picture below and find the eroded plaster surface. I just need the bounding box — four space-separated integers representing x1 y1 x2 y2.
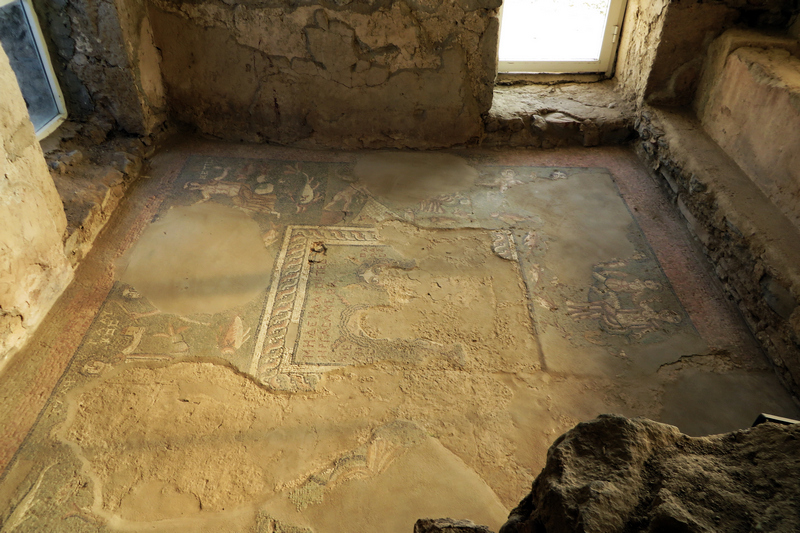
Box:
147 0 500 147
0 46 72 370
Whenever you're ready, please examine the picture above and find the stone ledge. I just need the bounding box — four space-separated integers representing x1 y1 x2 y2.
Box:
694 28 800 117
481 81 635 148
42 120 162 266
695 30 800 232
635 106 800 396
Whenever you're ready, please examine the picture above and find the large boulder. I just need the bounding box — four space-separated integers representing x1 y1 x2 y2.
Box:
500 414 800 533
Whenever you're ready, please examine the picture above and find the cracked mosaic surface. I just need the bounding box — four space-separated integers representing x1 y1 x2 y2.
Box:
1 145 797 532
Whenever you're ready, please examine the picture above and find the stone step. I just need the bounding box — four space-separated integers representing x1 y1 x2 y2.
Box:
636 106 800 396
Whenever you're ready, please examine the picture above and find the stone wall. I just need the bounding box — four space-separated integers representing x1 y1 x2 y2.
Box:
641 0 737 105
31 0 166 135
616 0 797 107
700 48 800 230
146 0 500 148
631 29 800 395
615 0 669 106
635 107 800 395
0 46 72 371
694 31 800 232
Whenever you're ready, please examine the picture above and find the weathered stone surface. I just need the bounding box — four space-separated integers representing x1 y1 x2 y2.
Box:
31 0 167 135
615 0 669 105
499 415 800 533
147 0 494 148
482 82 634 148
42 123 157 266
616 0 796 107
0 47 72 370
694 28 800 116
415 518 494 533
696 44 800 232
635 106 800 396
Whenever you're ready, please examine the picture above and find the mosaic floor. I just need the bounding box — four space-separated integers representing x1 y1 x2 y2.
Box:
1 142 798 532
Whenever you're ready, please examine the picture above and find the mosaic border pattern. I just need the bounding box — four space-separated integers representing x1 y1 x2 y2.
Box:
250 226 381 385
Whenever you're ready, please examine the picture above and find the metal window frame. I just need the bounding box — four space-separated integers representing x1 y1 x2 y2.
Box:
497 0 629 77
0 0 67 139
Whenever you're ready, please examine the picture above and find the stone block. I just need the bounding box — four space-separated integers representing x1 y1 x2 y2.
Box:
415 518 494 533
110 151 142 176
697 41 800 232
677 196 710 246
499 415 800 533
762 276 797 320
482 82 634 148
580 119 600 147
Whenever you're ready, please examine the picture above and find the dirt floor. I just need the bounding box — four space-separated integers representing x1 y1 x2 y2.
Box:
1 140 798 533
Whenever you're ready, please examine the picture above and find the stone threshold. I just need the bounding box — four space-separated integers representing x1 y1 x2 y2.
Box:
481 80 635 148
636 105 800 398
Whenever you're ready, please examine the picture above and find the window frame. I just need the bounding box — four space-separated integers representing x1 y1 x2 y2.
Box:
0 0 67 139
497 0 629 77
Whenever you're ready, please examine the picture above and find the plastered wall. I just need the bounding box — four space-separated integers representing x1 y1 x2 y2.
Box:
146 0 500 148
696 31 800 232
0 46 72 371
19 0 799 142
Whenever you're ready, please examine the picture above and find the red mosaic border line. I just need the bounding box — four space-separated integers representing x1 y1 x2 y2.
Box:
486 146 757 355
0 159 186 475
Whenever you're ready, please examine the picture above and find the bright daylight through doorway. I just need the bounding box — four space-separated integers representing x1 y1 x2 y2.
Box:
498 0 627 74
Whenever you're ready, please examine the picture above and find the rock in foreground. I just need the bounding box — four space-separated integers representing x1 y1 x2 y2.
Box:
415 518 494 532
500 414 800 533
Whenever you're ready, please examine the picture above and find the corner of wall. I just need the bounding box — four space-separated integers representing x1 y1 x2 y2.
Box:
790 15 800 39
32 0 167 137
614 0 670 108
0 45 73 373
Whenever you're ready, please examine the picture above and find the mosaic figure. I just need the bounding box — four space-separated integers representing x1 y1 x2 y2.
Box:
184 165 280 217
323 184 366 213
184 167 240 201
566 257 682 338
232 184 280 217
491 230 518 261
284 163 323 213
218 315 251 355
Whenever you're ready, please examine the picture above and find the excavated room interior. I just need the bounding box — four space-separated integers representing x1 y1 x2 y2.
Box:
1 0 800 531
